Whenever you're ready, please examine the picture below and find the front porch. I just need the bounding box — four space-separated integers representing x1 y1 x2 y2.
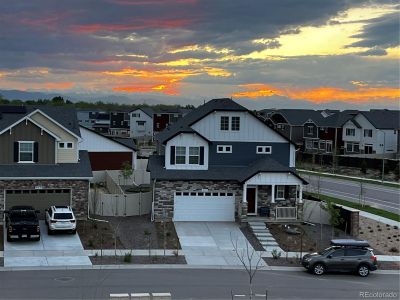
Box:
242 172 304 222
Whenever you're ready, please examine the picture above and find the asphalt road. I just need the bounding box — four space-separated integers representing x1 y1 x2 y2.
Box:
302 174 400 215
0 268 398 300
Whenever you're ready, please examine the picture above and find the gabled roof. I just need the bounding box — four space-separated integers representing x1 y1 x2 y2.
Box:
155 98 293 145
0 105 81 137
147 155 307 184
79 125 136 151
130 107 154 118
360 110 400 129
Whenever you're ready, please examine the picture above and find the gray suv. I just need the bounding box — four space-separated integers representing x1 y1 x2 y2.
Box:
302 239 378 277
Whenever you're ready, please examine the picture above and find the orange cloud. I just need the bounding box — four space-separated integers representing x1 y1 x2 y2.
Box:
37 82 74 90
71 19 191 33
113 83 178 95
232 83 400 103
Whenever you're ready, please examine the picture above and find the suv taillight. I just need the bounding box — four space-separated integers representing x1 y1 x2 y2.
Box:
70 220 75 223
371 255 377 261
37 226 40 233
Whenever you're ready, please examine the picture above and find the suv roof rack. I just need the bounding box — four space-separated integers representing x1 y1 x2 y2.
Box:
330 239 370 248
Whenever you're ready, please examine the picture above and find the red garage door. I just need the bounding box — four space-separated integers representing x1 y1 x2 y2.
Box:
88 152 132 171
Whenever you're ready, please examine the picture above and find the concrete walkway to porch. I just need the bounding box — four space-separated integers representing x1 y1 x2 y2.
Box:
174 222 266 267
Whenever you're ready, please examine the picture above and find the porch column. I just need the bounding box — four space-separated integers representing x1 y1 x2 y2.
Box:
243 183 247 203
271 184 275 203
299 185 303 204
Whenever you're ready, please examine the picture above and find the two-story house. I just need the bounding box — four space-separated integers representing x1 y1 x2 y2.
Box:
129 107 154 139
153 108 184 133
109 111 130 137
148 98 307 222
342 110 399 156
0 106 92 219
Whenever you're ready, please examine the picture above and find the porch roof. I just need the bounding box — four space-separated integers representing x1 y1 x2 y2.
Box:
148 155 307 184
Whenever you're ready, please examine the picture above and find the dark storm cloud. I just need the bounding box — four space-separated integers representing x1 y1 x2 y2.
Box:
349 12 399 48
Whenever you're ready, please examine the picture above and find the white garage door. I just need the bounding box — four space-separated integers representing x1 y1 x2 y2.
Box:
173 191 235 222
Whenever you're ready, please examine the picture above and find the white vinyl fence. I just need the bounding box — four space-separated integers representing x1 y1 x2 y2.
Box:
90 190 152 216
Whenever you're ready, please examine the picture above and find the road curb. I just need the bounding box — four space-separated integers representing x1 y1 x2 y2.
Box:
0 264 398 274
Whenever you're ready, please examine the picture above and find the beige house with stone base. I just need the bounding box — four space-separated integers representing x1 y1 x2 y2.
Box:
0 105 92 220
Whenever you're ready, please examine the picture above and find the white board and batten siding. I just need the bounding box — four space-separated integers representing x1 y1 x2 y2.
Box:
191 111 288 143
165 133 208 170
245 172 303 186
173 191 235 222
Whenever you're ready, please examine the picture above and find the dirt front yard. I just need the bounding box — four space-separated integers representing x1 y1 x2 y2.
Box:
78 215 181 250
90 255 186 265
358 216 400 255
268 223 354 253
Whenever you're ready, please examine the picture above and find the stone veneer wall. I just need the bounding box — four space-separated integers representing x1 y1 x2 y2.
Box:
153 180 245 222
0 180 89 220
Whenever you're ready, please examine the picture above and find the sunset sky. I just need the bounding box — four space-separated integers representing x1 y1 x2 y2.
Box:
0 0 399 109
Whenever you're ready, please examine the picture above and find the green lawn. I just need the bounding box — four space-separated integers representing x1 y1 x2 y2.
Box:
304 192 400 222
299 169 400 189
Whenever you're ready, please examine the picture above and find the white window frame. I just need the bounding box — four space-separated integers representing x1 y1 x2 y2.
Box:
276 186 285 200
175 146 186 164
188 146 200 165
231 116 240 131
319 140 326 151
305 139 313 149
58 142 74 149
256 146 272 154
326 141 333 153
346 128 355 136
217 145 232 153
220 116 229 131
307 126 313 134
18 141 34 163
364 129 372 137
346 142 359 152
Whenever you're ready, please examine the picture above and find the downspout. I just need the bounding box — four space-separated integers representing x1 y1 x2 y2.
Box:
151 178 157 222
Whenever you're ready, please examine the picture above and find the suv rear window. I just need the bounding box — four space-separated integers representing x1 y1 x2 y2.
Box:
54 213 73 219
346 249 368 256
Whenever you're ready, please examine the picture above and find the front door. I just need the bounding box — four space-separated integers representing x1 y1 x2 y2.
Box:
246 187 256 214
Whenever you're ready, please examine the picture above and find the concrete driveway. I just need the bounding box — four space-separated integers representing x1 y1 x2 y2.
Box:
4 221 91 267
174 222 266 267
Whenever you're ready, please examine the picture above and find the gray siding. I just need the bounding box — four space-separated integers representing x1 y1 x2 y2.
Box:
291 126 304 144
0 120 55 164
208 142 290 166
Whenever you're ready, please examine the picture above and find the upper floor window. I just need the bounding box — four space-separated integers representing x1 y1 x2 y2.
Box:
137 121 146 126
189 147 200 164
217 145 232 153
256 146 272 154
220 116 229 130
59 142 73 149
231 117 240 131
364 129 372 137
307 126 313 134
19 141 34 163
346 128 355 136
175 146 186 164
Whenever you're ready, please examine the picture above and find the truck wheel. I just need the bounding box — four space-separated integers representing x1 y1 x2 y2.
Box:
6 235 12 242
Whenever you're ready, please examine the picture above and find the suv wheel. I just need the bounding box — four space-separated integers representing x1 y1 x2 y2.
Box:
358 265 370 277
313 263 325 275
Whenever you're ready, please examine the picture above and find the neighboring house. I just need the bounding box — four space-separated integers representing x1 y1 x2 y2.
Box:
265 109 356 155
92 111 110 134
109 111 130 137
342 110 399 156
153 108 184 133
148 98 307 222
129 107 154 139
0 105 92 220
79 126 137 171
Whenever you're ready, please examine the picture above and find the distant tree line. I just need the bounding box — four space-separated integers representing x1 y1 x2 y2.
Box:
0 94 195 112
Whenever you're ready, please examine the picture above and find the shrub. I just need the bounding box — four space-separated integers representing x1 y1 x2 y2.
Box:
360 231 364 234
88 240 94 247
172 250 179 257
378 229 382 232
271 249 281 259
389 247 399 253
93 223 98 230
369 230 374 233
394 226 398 230
360 160 367 174
123 253 132 263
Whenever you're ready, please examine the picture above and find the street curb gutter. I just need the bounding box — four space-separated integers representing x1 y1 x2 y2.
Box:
0 264 398 274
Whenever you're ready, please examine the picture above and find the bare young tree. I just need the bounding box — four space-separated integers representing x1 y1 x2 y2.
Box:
230 232 264 300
